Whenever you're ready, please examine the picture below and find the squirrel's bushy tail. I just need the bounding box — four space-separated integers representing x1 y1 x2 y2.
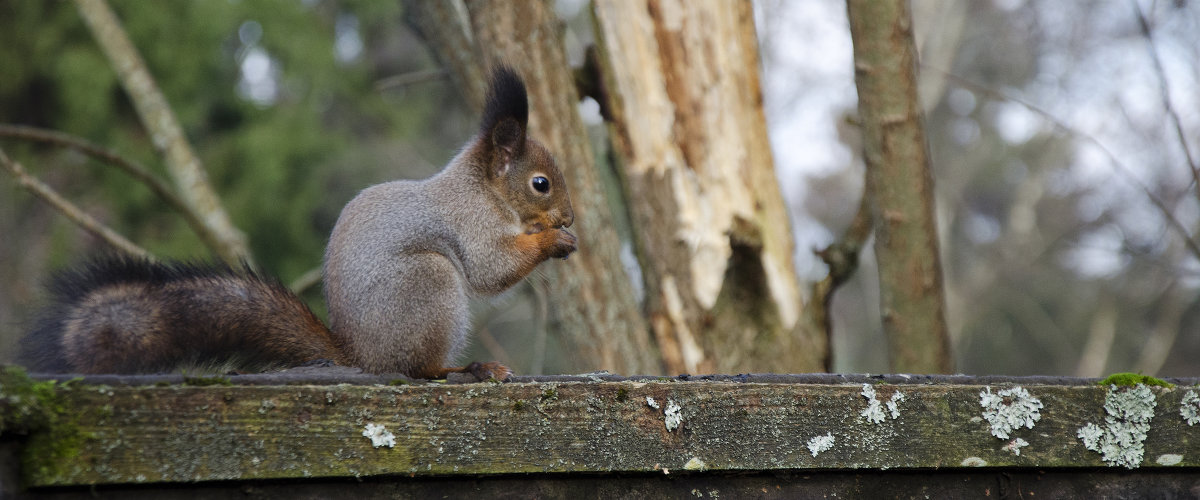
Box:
21 256 343 374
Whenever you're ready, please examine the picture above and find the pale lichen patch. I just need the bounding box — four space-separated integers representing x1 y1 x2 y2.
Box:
361 423 395 449
1002 438 1029 456
806 432 835 457
1077 384 1157 469
1180 390 1200 426
664 400 683 432
886 391 905 419
979 386 1043 439
683 457 706 471
1156 454 1183 466
860 384 884 423
960 456 988 467
646 396 660 409
859 384 903 424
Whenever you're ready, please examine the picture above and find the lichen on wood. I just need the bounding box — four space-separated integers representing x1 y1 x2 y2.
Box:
3 372 1199 489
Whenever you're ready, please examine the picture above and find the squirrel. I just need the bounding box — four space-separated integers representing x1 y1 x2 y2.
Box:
19 66 577 381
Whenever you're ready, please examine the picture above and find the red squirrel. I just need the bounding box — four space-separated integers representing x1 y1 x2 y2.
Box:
20 67 577 381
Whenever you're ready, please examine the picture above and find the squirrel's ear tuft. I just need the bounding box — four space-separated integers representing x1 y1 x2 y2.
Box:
482 66 528 177
481 65 529 138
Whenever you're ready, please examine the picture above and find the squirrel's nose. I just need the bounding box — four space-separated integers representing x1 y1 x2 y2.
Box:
560 207 574 228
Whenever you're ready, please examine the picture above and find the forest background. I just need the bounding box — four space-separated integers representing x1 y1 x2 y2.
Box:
1 0 1197 378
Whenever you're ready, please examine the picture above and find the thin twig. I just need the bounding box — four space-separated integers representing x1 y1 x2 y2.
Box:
0 124 208 236
927 66 1200 262
528 279 549 375
288 266 324 295
0 146 154 261
475 326 513 369
1133 1 1199 198
374 68 448 92
802 180 873 372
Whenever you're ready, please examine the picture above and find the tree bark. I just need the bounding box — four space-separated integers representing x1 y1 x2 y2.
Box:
593 0 821 374
422 0 661 375
403 1 486 111
846 0 952 373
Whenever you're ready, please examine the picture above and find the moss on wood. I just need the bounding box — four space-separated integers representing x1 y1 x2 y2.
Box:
0 366 92 484
1099 372 1173 388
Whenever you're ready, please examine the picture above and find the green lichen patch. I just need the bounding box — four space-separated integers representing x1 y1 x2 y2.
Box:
0 366 92 484
0 366 60 433
1098 373 1173 388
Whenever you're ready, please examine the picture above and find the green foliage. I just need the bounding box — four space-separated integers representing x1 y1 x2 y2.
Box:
1097 373 1173 389
0 0 473 325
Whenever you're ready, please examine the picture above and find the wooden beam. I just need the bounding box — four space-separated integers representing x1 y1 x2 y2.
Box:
3 370 1199 491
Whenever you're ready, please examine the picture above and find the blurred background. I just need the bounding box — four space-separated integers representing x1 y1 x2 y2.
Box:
1 0 1197 377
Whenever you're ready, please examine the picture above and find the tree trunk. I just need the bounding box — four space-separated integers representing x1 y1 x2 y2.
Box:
592 0 822 374
403 1 486 111
417 0 661 375
846 0 952 373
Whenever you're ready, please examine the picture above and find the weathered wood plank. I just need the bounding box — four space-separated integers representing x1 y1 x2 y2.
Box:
3 371 1198 489
11 469 1200 500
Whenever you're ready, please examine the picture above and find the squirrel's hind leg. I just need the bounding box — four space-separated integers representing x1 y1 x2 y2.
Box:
426 362 512 382
330 250 512 381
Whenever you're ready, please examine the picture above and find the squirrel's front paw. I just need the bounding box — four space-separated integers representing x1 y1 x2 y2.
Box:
550 228 578 260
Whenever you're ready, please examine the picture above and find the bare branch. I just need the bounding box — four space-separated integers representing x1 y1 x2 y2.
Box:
0 146 154 261
474 326 513 371
0 124 211 239
800 187 874 372
1074 294 1117 377
1133 1 1199 196
928 67 1200 262
288 266 323 295
74 0 252 266
1133 280 1191 376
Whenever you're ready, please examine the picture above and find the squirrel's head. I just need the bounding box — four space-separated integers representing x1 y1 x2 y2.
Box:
479 66 574 233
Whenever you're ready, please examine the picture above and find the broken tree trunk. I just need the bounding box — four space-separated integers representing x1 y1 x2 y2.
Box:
592 0 822 375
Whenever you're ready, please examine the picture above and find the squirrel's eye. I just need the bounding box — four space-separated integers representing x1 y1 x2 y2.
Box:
531 176 550 193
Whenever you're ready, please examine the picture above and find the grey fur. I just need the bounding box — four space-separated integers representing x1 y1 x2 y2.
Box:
323 139 573 375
